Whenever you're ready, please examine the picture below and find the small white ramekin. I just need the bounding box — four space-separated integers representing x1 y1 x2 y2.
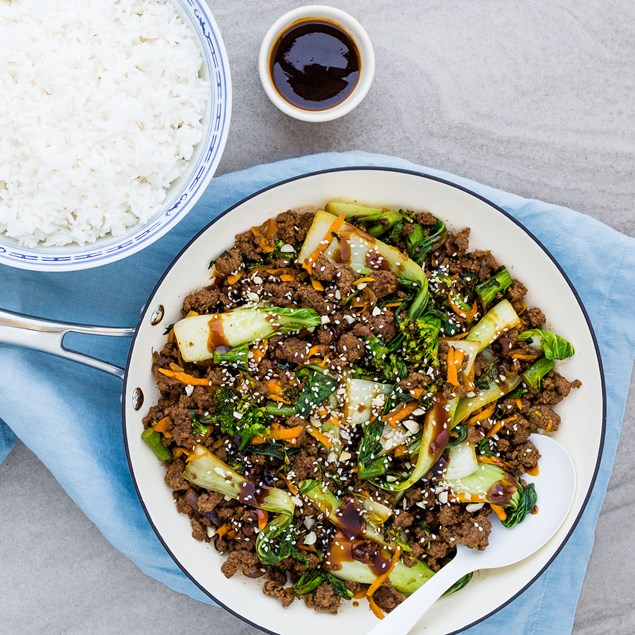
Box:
258 5 375 122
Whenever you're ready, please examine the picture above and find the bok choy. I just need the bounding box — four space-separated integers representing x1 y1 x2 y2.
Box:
174 305 321 363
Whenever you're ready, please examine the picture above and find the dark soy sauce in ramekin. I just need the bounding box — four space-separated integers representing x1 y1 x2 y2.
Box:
269 19 360 111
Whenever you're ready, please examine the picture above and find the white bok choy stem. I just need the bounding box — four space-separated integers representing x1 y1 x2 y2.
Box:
343 377 394 425
298 210 425 287
173 305 321 363
464 299 521 352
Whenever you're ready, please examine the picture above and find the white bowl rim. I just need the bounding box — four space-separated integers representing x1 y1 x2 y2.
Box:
0 0 232 273
123 166 606 634
258 5 376 123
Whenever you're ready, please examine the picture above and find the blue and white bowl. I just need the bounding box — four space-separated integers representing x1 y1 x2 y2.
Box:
0 0 231 272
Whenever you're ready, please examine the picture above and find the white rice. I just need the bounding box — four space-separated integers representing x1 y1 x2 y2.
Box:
0 0 209 247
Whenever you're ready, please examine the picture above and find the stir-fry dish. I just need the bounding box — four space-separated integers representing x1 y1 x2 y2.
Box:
142 202 580 617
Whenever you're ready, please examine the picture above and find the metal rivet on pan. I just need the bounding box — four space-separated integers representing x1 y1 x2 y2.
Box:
150 304 164 326
132 387 144 411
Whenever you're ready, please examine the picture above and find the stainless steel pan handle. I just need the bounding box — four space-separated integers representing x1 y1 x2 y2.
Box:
0 308 135 380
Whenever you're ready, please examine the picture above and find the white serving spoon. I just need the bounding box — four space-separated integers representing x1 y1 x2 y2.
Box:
368 434 576 635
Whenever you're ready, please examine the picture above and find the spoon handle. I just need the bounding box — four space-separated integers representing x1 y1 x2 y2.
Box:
366 550 469 635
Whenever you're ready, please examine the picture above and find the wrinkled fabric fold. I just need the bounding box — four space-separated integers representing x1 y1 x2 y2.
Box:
0 151 633 633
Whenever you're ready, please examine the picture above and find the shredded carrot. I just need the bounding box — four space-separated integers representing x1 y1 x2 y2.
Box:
158 368 210 386
353 590 366 600
448 294 478 320
368 595 385 620
279 274 295 282
465 402 497 425
510 352 538 361
310 278 324 291
325 413 341 428
486 421 503 438
308 345 324 358
450 491 480 503
215 524 230 538
185 310 200 318
527 465 540 476
280 475 299 496
226 272 242 285
545 419 554 432
172 447 191 459
256 509 268 531
251 425 304 444
269 394 291 405
479 455 514 471
169 362 183 371
354 276 376 285
265 378 284 394
316 406 329 417
307 426 332 448
367 546 402 597
383 401 419 428
446 346 458 386
393 445 408 458
251 218 277 253
383 301 403 308
250 340 268 364
152 417 171 433
514 398 523 411
319 354 330 367
490 504 507 522
303 213 346 274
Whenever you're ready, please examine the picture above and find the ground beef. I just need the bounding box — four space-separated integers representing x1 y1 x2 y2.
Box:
466 426 485 444
373 582 406 613
491 326 519 357
262 282 295 307
392 510 414 529
506 440 541 473
275 210 313 244
296 284 330 315
164 458 189 491
370 270 398 298
526 404 561 432
214 247 243 275
263 580 295 607
165 398 198 448
304 583 341 614
221 550 265 579
524 307 546 328
366 311 397 341
273 336 310 365
197 491 224 513
336 332 365 363
183 285 220 314
444 228 470 257
507 280 527 304
190 517 208 542
334 266 357 297
291 445 321 481
438 506 492 550
535 372 581 406
460 249 500 282
311 255 338 282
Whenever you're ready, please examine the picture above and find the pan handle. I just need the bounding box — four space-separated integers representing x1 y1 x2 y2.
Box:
0 308 136 380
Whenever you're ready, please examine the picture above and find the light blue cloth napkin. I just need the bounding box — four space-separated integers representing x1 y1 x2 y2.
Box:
1 152 633 634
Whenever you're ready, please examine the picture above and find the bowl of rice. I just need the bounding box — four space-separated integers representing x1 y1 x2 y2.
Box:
0 0 231 271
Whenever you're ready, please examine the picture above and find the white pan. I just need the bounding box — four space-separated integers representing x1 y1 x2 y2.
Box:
0 168 605 635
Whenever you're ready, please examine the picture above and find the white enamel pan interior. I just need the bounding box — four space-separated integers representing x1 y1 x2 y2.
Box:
123 167 605 635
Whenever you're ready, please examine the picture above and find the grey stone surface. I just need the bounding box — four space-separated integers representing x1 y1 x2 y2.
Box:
0 0 633 633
